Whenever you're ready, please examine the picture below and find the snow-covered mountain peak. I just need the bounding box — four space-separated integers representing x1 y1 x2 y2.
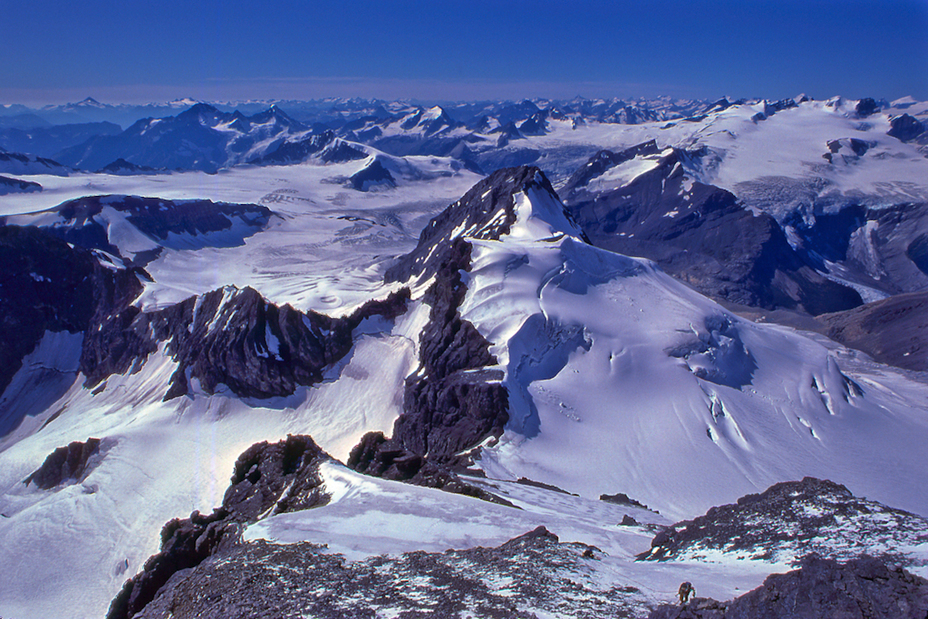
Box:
507 169 587 242
385 166 583 284
248 104 299 127
166 97 201 108
422 105 448 121
176 102 224 126
70 97 107 109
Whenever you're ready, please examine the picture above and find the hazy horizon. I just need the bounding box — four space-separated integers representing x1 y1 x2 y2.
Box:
3 0 927 107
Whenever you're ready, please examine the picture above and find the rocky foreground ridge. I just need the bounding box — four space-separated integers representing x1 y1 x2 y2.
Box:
85 432 928 619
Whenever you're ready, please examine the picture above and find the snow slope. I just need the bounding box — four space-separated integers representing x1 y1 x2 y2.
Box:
1 99 927 619
0 310 425 618
439 172 928 521
0 152 482 314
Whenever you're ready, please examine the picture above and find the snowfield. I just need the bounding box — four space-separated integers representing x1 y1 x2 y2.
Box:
0 96 927 619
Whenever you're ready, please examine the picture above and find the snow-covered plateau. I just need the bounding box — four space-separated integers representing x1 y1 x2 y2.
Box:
0 95 927 619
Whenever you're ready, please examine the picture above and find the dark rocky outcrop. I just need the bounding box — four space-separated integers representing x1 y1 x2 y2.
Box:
385 165 565 283
107 435 331 619
350 168 587 497
124 525 648 619
494 121 524 147
23 438 103 489
518 111 548 136
82 286 410 400
0 174 41 194
516 477 574 495
393 240 507 459
600 492 650 510
888 114 925 143
823 138 873 162
97 158 158 175
818 290 928 371
563 143 862 315
638 478 928 567
18 194 273 262
855 97 880 118
647 555 928 619
0 225 145 407
348 158 396 191
346 430 513 506
348 239 509 501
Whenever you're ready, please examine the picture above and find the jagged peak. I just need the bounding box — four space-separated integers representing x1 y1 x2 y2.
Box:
252 104 297 125
177 102 222 123
75 97 104 107
386 166 583 283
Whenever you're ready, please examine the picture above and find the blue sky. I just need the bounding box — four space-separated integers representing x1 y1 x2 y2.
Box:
2 0 927 104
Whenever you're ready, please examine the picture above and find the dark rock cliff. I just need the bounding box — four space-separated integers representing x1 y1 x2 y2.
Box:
818 290 928 372
20 194 273 263
888 114 925 143
0 225 145 407
350 168 573 489
0 174 41 194
107 435 331 619
563 142 862 315
647 555 928 619
82 286 410 400
23 438 103 489
348 239 508 501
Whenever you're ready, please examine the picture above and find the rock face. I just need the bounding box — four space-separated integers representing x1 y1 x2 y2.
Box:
350 169 574 486
13 194 274 262
0 149 71 176
250 129 335 164
560 140 663 196
563 143 862 314
638 478 928 569
23 438 103 489
387 165 572 283
818 290 928 371
97 158 158 175
0 225 144 405
647 555 928 619
125 526 650 619
855 97 880 117
0 174 41 194
107 435 331 619
888 114 925 142
348 239 508 494
82 286 410 400
394 239 506 458
347 157 396 191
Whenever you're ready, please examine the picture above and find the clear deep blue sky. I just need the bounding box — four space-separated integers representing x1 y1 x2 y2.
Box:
3 0 927 104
